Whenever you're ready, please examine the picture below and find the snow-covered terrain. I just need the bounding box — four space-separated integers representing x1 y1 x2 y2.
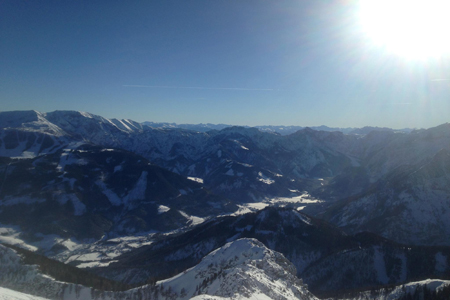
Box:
0 287 50 300
0 240 318 300
1 240 448 300
338 279 450 300
2 110 450 299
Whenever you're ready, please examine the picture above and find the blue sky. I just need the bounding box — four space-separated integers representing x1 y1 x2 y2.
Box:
1 0 449 128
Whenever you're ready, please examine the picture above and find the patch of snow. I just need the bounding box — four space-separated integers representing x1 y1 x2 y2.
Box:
187 176 203 184
178 211 205 226
246 202 269 210
16 151 36 159
77 260 118 268
0 226 38 252
0 224 84 255
56 150 87 172
381 279 450 300
158 205 170 214
60 238 80 252
293 211 312 225
238 162 253 168
66 252 102 263
257 172 274 184
0 287 51 300
229 203 269 216
270 193 323 205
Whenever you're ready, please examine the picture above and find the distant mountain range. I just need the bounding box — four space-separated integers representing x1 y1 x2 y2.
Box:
142 120 414 135
1 110 449 299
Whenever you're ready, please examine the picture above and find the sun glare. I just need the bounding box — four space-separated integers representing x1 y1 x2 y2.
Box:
359 0 450 59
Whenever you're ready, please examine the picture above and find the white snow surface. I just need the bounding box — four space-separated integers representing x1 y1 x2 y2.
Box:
343 279 450 300
0 239 317 300
152 238 316 300
187 176 204 184
229 192 322 216
2 239 450 300
179 211 205 226
0 224 84 253
257 172 274 185
158 205 171 214
0 287 50 300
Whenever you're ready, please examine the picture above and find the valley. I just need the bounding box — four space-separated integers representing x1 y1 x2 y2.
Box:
0 110 449 299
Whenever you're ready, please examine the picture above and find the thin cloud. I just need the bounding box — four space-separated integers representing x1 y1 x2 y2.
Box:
123 85 275 91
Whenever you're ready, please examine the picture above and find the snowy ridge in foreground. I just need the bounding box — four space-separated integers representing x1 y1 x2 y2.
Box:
338 279 450 300
1 235 450 300
0 239 317 300
0 287 50 300
149 238 316 300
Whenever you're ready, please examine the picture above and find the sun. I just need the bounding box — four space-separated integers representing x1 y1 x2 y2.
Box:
358 0 450 59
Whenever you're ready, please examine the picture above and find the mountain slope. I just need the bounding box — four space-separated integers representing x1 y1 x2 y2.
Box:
94 207 450 295
94 207 355 285
0 144 235 248
0 239 318 300
321 148 450 245
2 110 450 246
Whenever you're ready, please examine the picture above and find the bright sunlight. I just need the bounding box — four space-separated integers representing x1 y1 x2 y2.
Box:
359 0 450 59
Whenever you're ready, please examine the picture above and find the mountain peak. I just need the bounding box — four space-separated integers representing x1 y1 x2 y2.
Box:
153 238 316 300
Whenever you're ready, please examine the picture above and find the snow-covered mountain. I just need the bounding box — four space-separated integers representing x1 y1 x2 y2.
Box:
93 207 353 285
1 110 450 248
0 239 318 300
321 146 450 245
92 207 450 295
142 121 413 136
332 279 450 300
1 110 450 299
0 143 235 250
1 235 449 300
